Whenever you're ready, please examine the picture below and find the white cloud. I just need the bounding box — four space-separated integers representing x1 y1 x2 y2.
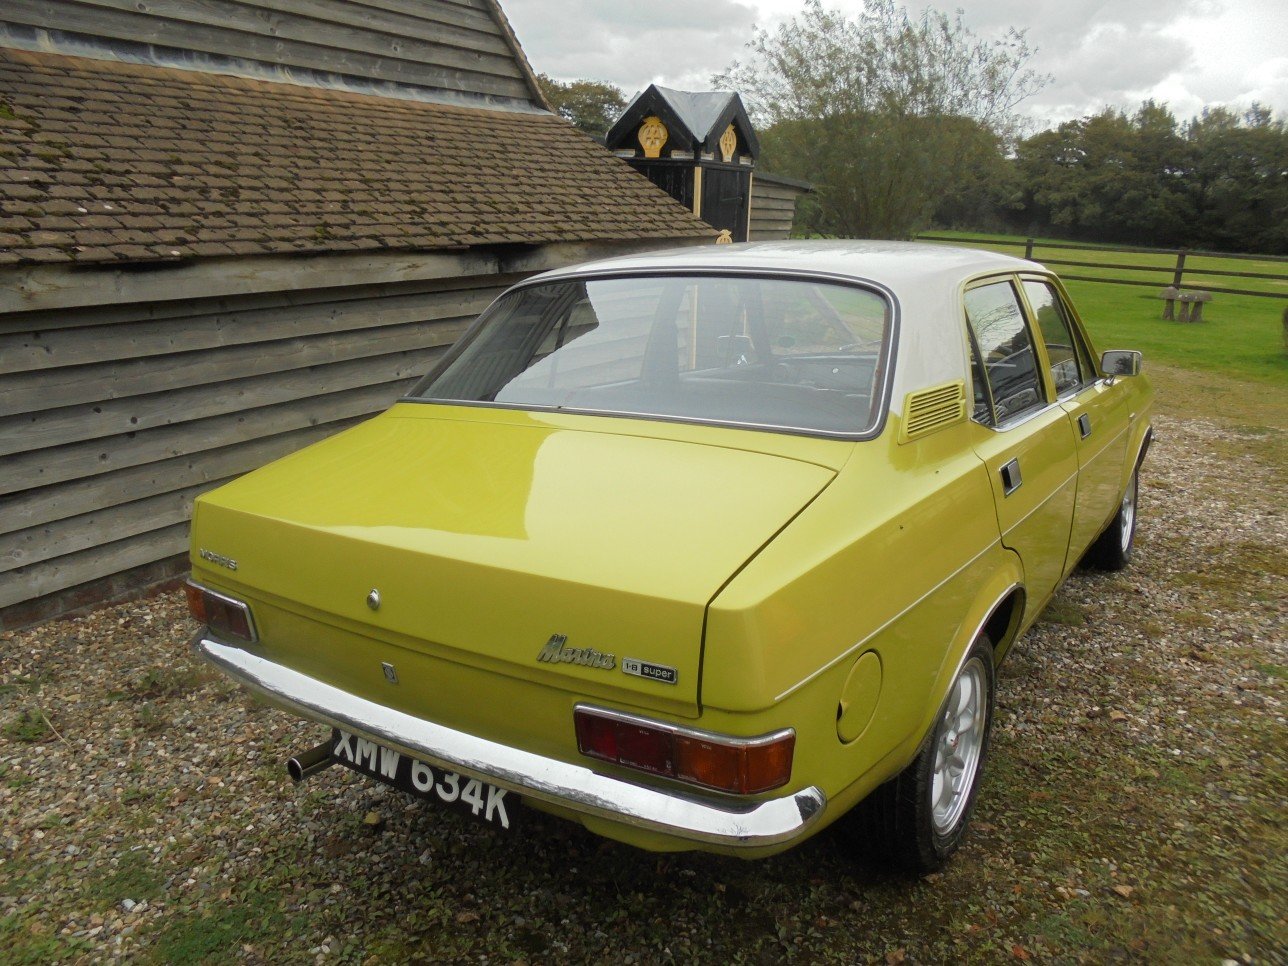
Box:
1151 0 1288 117
505 0 760 95
504 0 1288 126
1025 23 1192 123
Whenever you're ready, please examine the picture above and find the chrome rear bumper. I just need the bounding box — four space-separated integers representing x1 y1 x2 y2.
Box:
193 637 826 850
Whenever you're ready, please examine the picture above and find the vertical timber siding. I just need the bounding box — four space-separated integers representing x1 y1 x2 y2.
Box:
1 0 542 108
0 272 521 616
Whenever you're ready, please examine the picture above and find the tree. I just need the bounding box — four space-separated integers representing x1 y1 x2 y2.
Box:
1015 106 1192 246
714 0 1047 238
1012 101 1287 253
1186 105 1288 253
930 116 1022 231
536 74 626 141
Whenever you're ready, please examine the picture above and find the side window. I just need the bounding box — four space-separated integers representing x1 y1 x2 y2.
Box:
1023 280 1092 395
963 281 1044 423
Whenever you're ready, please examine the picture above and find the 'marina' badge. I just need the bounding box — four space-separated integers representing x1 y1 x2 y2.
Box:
622 657 678 686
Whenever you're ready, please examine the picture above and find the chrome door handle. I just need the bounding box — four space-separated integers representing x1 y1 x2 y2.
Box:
1000 458 1022 496
1078 414 1092 439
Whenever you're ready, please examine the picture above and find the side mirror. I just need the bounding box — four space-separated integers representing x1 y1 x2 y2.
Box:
1101 350 1142 377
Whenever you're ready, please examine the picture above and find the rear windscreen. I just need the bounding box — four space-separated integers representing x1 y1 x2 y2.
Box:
410 274 893 436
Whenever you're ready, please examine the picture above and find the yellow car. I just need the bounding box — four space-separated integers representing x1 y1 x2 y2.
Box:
187 241 1153 872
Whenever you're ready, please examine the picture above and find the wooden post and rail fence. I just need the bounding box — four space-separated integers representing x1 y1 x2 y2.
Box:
917 234 1288 301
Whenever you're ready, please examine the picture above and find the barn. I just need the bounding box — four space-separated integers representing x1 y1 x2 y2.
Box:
0 1 714 628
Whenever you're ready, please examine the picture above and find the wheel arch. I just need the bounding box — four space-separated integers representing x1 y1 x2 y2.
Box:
1123 422 1154 490
911 555 1024 762
1134 424 1154 467
985 586 1027 666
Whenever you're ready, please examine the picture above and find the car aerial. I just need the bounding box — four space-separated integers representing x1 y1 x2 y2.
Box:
186 240 1153 872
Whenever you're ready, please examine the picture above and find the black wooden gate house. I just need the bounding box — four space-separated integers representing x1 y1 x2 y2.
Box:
606 85 760 243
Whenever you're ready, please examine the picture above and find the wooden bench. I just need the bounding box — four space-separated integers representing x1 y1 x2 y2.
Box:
1160 287 1212 322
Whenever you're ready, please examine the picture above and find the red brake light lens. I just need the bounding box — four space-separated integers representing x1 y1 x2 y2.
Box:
616 724 674 776
575 711 619 761
575 707 794 795
185 580 257 644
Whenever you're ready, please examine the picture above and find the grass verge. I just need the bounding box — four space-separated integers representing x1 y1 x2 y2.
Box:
919 230 1288 384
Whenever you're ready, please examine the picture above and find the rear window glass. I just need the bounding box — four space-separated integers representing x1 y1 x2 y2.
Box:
410 275 893 436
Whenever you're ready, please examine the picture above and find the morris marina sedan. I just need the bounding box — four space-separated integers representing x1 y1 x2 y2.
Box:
187 241 1153 871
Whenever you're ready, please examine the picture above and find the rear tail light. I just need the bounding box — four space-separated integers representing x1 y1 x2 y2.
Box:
574 706 794 795
185 580 258 644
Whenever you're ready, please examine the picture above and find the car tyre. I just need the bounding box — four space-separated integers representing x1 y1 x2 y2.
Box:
1087 468 1139 571
855 635 995 875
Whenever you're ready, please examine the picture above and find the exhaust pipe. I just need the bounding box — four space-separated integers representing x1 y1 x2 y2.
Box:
287 740 334 783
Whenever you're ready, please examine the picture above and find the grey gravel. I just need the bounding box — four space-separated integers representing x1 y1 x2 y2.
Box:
1 409 1283 963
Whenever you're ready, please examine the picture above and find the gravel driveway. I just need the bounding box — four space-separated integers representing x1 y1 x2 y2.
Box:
2 408 1284 964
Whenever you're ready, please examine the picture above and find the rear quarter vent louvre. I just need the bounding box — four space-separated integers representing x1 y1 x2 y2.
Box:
899 380 966 443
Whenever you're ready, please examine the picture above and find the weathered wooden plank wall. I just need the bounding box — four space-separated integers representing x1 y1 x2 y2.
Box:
0 272 520 614
2 0 538 107
749 180 804 241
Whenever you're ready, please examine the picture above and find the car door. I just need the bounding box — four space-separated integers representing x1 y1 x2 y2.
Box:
1018 277 1130 573
964 278 1079 622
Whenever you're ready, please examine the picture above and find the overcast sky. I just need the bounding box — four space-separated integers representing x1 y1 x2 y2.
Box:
503 0 1288 129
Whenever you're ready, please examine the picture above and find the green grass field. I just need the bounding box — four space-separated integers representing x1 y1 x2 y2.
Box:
922 229 1288 297
919 230 1288 386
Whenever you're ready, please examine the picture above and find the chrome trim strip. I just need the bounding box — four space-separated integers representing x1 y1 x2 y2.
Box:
396 396 869 443
194 637 826 849
774 539 999 702
577 704 794 749
990 399 1062 432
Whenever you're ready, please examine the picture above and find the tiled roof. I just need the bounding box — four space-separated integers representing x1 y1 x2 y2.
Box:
0 48 713 267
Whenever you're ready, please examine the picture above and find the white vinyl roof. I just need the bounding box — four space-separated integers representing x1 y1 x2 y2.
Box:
533 240 1050 404
539 239 1038 287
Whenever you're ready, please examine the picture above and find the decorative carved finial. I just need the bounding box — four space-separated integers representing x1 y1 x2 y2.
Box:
638 116 668 158
719 124 737 162
715 230 733 245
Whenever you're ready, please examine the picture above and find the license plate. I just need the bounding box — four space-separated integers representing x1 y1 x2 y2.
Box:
329 729 517 830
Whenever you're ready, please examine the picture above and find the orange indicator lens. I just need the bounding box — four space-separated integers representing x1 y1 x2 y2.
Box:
742 732 795 794
675 736 741 791
183 580 207 623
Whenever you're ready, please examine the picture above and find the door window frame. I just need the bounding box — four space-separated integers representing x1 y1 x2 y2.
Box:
1015 274 1099 399
963 271 1112 432
962 274 1052 430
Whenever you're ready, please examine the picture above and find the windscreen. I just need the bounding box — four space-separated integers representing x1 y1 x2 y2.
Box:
410 274 892 436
